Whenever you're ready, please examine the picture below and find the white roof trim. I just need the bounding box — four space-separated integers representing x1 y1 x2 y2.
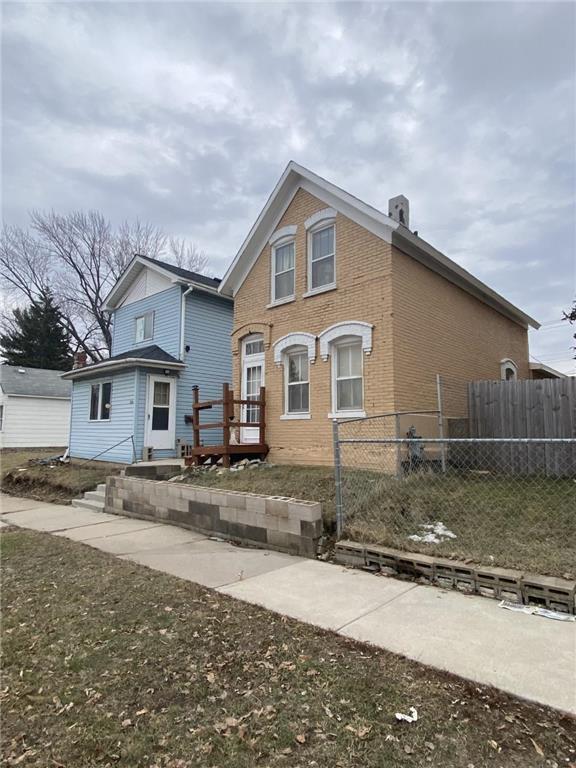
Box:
273 332 317 365
305 207 337 230
103 256 182 310
319 321 373 361
529 362 568 379
219 161 399 297
62 357 185 380
269 225 297 246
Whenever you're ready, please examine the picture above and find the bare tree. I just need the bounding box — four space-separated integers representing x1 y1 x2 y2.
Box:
0 211 208 362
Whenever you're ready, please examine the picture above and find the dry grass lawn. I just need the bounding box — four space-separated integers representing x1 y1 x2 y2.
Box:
2 528 575 768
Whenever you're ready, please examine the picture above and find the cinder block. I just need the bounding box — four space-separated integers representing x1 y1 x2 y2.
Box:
188 488 212 505
396 553 435 579
475 565 523 601
225 493 246 510
522 574 576 614
219 506 238 524
266 497 290 518
364 544 399 571
300 519 323 539
334 540 366 567
268 529 308 556
288 501 322 522
245 495 267 514
277 516 302 536
237 509 258 529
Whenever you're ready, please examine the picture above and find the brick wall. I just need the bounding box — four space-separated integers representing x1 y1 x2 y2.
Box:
105 475 323 557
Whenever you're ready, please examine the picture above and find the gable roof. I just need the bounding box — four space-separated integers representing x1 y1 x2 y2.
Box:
61 344 185 381
103 254 225 310
218 161 539 330
0 364 71 398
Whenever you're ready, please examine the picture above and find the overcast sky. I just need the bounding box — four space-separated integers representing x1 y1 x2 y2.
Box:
2 1 575 373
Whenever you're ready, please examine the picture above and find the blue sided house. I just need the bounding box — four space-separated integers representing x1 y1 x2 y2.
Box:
63 255 233 463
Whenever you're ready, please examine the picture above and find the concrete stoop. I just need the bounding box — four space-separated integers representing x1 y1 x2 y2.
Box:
72 483 106 513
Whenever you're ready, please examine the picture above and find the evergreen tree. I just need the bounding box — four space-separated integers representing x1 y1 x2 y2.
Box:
0 292 73 370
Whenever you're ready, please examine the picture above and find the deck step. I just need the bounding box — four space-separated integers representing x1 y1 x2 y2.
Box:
71 498 105 512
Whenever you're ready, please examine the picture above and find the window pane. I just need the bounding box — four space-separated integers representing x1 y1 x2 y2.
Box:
288 382 309 413
275 269 294 299
312 226 334 261
90 384 99 420
337 345 350 378
245 338 264 355
311 255 334 289
337 377 362 411
288 351 308 383
275 242 294 273
349 343 362 377
135 317 144 343
144 313 153 340
100 382 112 420
152 407 169 430
153 381 170 406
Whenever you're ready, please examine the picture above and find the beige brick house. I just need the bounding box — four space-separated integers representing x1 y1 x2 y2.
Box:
219 162 539 465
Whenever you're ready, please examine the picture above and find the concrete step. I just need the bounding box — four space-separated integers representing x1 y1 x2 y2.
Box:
96 483 107 493
71 498 105 512
84 490 105 502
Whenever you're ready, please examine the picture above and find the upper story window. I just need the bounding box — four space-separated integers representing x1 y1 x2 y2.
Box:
500 359 518 381
272 240 295 302
304 209 337 296
135 312 154 343
89 382 112 421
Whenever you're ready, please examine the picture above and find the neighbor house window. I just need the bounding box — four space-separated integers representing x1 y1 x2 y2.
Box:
500 359 518 381
272 240 295 302
135 312 154 343
334 339 363 413
285 347 310 415
309 223 335 291
89 382 112 421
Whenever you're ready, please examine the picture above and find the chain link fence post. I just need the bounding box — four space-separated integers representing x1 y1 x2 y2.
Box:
332 418 344 538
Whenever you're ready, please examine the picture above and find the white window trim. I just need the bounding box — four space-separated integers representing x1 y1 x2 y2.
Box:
500 358 518 381
318 321 373 361
328 338 365 419
304 208 337 231
135 311 154 344
270 236 296 305
269 224 297 246
88 381 112 422
273 332 316 365
307 219 336 294
281 345 311 419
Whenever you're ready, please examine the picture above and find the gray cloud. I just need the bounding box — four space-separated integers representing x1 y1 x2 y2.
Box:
2 1 575 372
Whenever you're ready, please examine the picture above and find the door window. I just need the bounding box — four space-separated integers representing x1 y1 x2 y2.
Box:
245 365 262 423
152 381 170 430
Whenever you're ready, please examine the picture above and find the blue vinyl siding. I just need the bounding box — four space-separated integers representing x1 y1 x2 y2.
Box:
111 286 182 358
176 291 233 448
69 371 137 463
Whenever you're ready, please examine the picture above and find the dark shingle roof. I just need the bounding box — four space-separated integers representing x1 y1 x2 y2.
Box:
0 364 71 398
108 345 182 364
137 254 221 290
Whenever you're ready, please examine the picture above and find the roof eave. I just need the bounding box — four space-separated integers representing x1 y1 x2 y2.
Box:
392 229 540 330
61 357 185 381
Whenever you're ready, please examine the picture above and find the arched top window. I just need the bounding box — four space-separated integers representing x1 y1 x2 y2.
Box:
318 321 373 361
243 333 264 357
273 332 316 365
500 358 518 381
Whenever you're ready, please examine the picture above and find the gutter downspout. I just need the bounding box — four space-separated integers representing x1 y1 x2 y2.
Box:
180 285 194 359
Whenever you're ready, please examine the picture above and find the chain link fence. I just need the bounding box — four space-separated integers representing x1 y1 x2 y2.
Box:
333 414 576 577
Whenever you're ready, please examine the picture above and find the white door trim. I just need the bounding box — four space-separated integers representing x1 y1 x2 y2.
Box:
144 374 176 451
241 336 265 444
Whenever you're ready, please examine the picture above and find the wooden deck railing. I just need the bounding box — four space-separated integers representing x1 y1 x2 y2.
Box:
184 383 267 466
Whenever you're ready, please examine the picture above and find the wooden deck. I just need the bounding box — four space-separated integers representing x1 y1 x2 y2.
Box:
184 383 268 467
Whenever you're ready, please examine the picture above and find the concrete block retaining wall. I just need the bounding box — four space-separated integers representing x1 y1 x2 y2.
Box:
105 476 323 557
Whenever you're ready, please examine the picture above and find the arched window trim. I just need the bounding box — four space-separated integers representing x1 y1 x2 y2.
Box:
318 321 373 361
273 332 316 365
500 358 518 381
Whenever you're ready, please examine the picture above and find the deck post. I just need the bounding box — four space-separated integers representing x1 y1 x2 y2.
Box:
222 383 231 467
259 386 266 446
192 385 200 465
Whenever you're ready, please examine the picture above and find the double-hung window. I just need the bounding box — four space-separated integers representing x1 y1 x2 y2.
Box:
310 223 335 291
135 312 154 343
89 382 112 421
272 240 295 302
285 348 309 415
334 340 363 413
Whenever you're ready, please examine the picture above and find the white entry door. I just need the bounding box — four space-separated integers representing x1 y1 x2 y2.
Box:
145 375 176 451
241 335 265 443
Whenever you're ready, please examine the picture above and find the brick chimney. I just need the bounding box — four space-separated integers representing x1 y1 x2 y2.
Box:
73 351 87 369
388 195 410 228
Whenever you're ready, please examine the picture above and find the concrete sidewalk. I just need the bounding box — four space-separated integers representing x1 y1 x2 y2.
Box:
2 493 575 715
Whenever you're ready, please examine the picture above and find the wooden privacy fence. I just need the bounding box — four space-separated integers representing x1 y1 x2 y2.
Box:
467 378 576 475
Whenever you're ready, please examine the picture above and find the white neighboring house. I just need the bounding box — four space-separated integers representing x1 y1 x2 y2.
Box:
0 365 71 449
